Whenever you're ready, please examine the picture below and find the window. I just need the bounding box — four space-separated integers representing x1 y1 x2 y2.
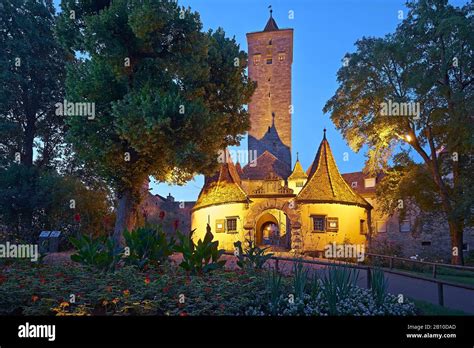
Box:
364 178 376 188
296 181 304 187
226 218 237 233
278 53 285 61
360 219 367 235
400 220 410 233
463 243 469 251
376 220 387 233
215 219 225 233
351 181 358 188
312 216 325 232
253 54 261 66
421 241 431 246
327 217 339 232
268 39 272 45
266 58 272 64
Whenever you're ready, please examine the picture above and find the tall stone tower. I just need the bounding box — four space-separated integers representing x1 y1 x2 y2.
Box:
246 9 293 176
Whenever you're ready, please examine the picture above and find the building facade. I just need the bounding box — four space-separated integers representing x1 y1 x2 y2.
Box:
190 13 372 253
143 12 472 261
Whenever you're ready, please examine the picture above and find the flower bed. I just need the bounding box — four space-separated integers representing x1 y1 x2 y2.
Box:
0 259 416 316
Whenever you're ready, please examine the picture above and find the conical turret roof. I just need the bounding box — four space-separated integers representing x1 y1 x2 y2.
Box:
297 131 371 208
288 157 308 181
193 150 247 210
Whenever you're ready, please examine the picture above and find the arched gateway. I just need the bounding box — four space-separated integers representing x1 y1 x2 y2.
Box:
243 200 302 251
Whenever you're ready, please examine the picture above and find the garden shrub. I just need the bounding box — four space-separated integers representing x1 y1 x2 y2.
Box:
123 224 175 269
174 229 226 275
234 239 273 270
70 235 121 272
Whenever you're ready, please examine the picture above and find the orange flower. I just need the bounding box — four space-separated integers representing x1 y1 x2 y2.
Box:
31 295 39 303
59 301 70 308
123 289 130 297
144 276 150 285
102 300 109 306
112 298 119 304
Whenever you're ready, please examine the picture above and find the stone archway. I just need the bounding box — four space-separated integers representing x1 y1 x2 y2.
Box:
255 212 280 246
243 199 302 250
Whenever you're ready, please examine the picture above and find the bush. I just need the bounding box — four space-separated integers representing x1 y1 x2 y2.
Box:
70 235 121 272
371 268 389 306
174 229 226 275
234 239 273 270
292 259 309 300
123 224 174 270
320 266 359 315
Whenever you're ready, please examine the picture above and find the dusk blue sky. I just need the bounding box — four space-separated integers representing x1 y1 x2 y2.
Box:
54 0 466 202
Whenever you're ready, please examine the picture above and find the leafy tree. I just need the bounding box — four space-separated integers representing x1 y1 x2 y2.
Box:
0 0 66 169
323 0 473 264
0 0 69 237
57 0 255 243
0 165 112 242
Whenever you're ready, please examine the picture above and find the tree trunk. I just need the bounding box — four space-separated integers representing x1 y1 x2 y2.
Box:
448 219 464 265
113 190 139 246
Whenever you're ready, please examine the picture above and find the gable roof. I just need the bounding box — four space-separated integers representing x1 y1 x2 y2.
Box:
341 171 385 196
193 150 247 211
241 150 289 180
297 133 371 208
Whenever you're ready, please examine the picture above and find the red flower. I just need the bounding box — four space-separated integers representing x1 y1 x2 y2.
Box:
163 286 170 293
144 276 150 285
159 211 165 220
0 274 6 284
179 312 188 317
74 213 81 222
39 276 46 284
31 295 39 303
173 219 179 230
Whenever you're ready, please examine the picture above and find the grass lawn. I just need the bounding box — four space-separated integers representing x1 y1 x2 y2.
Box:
401 268 474 287
370 260 474 287
410 298 471 316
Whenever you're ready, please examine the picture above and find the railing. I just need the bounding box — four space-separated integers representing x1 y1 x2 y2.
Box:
365 252 474 279
223 251 474 308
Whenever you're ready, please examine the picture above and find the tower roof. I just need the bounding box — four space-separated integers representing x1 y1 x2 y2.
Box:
297 132 371 208
264 9 279 31
193 150 247 211
288 157 308 181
